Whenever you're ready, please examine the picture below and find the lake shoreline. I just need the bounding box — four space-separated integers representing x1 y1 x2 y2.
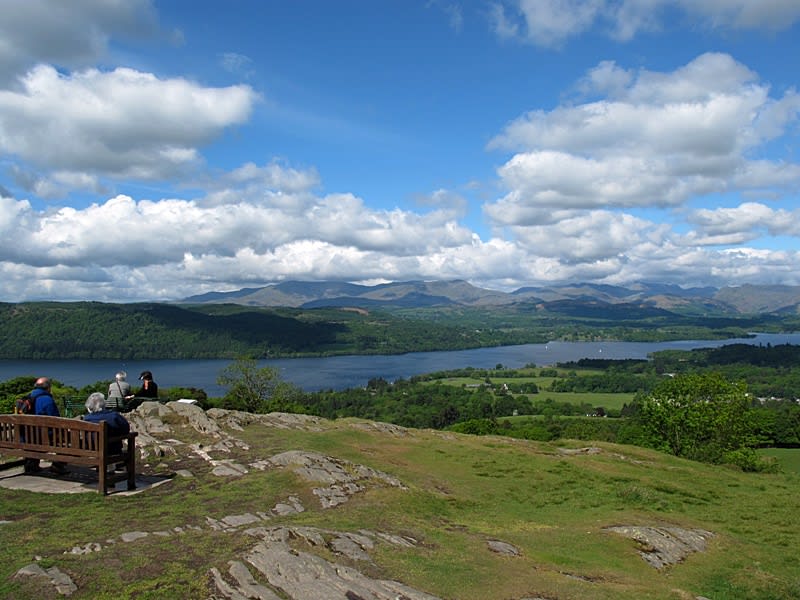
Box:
2 332 799 397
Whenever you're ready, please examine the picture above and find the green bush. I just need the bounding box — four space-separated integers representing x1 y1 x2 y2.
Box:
0 397 14 414
723 448 781 473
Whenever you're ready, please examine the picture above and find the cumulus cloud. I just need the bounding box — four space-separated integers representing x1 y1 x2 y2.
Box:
3 172 799 303
0 2 798 302
0 0 159 86
485 53 800 217
491 0 800 47
686 202 800 244
0 171 484 301
474 51 800 291
199 161 322 208
502 209 663 260
0 65 258 194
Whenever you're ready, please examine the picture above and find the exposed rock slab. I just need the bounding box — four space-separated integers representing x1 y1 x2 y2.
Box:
213 539 441 600
255 450 407 508
604 525 714 569
14 563 77 596
487 539 520 556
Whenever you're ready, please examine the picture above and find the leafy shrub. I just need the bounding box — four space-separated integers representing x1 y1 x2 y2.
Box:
723 448 781 473
450 418 499 436
0 397 14 414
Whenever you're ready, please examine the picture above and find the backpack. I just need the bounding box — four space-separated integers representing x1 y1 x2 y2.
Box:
15 394 36 414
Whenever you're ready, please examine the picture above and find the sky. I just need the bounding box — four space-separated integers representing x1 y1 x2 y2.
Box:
1 0 799 302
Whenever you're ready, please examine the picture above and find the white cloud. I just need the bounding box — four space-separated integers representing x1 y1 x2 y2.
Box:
502 210 662 261
0 65 258 193
491 0 800 47
0 3 798 302
683 0 800 30
486 53 800 216
490 151 689 211
686 202 800 243
472 51 800 292
4 171 799 303
491 54 765 155
491 0 604 47
0 176 480 299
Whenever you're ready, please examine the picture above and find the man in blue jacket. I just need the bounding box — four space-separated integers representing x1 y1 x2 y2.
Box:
24 377 68 474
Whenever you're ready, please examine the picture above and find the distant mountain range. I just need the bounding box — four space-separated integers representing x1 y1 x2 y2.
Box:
182 280 800 315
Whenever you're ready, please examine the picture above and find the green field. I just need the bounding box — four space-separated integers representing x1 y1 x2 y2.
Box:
533 391 633 411
430 370 634 412
759 448 800 475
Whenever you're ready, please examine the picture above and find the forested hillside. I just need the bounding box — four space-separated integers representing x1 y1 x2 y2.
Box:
0 302 536 359
0 302 342 359
0 300 795 359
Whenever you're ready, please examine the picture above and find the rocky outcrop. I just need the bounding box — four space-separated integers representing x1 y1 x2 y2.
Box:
214 544 440 600
13 564 77 596
211 525 438 600
604 525 714 569
254 450 406 508
20 518 433 599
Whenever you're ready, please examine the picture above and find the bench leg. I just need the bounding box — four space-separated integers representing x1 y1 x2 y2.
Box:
98 463 107 495
126 438 137 491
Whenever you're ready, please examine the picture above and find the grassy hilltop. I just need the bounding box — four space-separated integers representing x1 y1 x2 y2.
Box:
2 403 799 599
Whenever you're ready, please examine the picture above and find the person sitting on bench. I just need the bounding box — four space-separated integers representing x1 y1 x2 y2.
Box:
24 377 68 475
82 392 131 455
107 371 131 411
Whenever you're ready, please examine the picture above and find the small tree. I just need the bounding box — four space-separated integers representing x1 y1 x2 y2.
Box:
635 372 757 464
217 357 282 413
265 380 306 414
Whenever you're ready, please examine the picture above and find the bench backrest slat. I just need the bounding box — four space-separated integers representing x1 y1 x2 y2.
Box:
0 415 108 457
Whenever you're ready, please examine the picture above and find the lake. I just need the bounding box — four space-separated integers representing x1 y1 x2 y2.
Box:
1 332 799 397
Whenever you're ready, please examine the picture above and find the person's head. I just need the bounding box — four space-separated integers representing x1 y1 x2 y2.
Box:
34 377 51 390
115 371 127 381
139 371 153 381
85 392 106 413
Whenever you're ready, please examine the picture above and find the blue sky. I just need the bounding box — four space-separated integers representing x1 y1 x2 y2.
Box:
1 0 799 302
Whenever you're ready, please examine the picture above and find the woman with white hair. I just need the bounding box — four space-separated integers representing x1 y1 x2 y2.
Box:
107 371 132 410
84 392 131 454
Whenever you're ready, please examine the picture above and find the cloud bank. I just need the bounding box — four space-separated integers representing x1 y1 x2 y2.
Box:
0 1 799 301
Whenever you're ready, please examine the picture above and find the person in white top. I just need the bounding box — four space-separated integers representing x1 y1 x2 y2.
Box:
107 371 132 410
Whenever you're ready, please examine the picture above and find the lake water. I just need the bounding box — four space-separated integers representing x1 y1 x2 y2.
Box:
1 332 799 397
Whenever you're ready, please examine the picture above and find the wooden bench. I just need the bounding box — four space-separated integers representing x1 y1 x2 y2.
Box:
0 415 137 495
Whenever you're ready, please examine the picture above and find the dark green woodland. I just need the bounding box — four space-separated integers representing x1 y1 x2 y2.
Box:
1 299 794 359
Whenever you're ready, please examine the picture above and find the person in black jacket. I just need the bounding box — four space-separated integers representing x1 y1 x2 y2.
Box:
127 370 158 400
